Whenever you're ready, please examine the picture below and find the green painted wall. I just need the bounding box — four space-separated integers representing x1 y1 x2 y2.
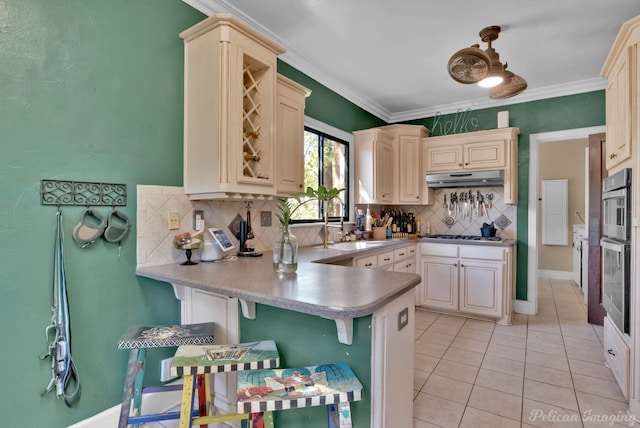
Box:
0 1 204 426
407 91 606 299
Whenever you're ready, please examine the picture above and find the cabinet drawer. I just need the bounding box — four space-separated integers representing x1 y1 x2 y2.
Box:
460 245 505 261
394 246 415 260
354 254 378 269
377 250 395 267
603 316 629 399
420 243 458 258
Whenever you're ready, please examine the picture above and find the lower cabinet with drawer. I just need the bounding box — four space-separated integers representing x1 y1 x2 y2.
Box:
603 315 630 400
353 243 417 273
418 243 514 325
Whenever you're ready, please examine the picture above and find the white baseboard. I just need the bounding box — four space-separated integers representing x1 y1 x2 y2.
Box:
515 299 536 315
69 381 183 428
538 269 575 280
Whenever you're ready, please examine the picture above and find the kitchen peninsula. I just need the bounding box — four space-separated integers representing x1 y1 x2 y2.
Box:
136 240 420 428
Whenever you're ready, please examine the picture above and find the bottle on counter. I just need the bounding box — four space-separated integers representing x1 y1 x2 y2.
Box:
425 221 431 236
365 206 372 232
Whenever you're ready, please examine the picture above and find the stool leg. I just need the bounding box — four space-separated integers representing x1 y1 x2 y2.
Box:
328 402 352 428
131 348 146 427
179 374 196 428
118 348 141 428
197 374 208 428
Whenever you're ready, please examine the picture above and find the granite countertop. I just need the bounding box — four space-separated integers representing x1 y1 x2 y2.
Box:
136 240 421 320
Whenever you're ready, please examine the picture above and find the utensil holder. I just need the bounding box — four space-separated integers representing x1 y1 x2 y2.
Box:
372 227 387 240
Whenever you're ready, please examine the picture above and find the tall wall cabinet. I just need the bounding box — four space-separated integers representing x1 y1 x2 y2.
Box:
353 125 431 205
600 15 640 410
180 14 310 200
601 16 640 172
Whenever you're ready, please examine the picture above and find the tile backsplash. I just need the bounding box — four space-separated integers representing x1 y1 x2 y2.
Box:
136 185 335 267
137 185 516 268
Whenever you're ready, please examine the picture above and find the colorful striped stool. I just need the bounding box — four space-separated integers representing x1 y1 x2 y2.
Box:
117 322 215 428
171 339 280 427
236 362 363 428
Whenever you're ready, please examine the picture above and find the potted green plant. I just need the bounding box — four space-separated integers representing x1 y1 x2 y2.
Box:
273 186 345 273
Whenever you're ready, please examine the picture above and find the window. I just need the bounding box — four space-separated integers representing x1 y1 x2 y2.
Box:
291 126 349 222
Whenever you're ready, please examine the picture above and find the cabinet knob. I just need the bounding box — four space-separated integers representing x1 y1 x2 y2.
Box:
464 163 469 166
610 153 617 159
458 163 463 167
454 263 458 267
607 348 616 357
460 264 465 267
299 184 303 188
365 263 373 267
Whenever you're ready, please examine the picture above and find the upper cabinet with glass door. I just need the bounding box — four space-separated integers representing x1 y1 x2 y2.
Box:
601 15 640 172
181 14 293 200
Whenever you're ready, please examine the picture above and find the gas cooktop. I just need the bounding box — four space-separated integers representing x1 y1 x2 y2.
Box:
423 234 502 242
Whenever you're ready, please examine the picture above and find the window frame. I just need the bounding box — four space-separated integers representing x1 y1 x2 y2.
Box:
290 117 353 224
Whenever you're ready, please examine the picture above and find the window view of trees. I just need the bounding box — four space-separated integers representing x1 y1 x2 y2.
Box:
291 128 348 221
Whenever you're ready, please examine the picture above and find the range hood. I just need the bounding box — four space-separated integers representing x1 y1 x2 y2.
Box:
425 169 504 188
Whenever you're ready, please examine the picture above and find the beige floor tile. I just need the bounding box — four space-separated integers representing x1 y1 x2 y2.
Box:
414 328 425 340
527 330 565 346
450 335 489 353
414 353 440 373
565 345 606 364
456 326 493 342
414 369 429 390
593 324 605 343
526 350 569 371
463 318 496 332
413 392 465 428
433 359 479 384
481 354 525 377
414 340 448 359
433 313 467 326
475 367 523 396
572 373 627 402
522 398 583 427
419 330 456 347
490 333 526 349
427 321 463 336
563 335 603 350
467 385 522 421
414 318 434 330
459 406 520 428
412 418 442 428
576 391 632 427
485 341 526 362
442 346 484 367
422 374 473 404
415 309 440 322
525 363 574 389
568 358 616 382
560 324 600 342
558 312 588 322
528 320 562 335
523 379 578 411
525 339 567 357
493 323 527 338
413 389 420 400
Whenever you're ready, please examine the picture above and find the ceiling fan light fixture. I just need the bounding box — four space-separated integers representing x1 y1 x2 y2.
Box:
447 44 491 84
489 70 528 99
478 73 504 88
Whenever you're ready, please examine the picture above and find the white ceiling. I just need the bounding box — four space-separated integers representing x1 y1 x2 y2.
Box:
183 0 639 123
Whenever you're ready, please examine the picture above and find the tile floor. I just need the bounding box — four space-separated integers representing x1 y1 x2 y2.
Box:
413 277 632 428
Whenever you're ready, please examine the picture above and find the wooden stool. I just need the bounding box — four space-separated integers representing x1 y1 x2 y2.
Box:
237 362 363 428
171 340 280 428
117 322 215 428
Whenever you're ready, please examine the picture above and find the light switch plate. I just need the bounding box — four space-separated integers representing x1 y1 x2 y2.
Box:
397 307 409 331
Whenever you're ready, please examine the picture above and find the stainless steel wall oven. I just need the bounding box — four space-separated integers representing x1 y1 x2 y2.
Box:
600 168 632 334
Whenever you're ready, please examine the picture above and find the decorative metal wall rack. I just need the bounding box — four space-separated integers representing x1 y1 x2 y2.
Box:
41 179 127 207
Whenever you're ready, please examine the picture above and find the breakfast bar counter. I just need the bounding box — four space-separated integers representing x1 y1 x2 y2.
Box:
136 241 421 428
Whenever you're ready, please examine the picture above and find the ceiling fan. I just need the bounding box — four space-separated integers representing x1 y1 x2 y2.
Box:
448 26 527 99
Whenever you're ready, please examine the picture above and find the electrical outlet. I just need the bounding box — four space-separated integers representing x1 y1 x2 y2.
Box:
160 357 174 382
193 210 204 230
168 211 180 230
260 211 272 227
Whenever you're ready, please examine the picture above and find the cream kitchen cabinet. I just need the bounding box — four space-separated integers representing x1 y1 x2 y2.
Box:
181 14 286 200
354 125 431 205
601 16 640 171
353 128 394 204
423 127 519 204
276 74 311 196
353 243 417 273
418 242 514 325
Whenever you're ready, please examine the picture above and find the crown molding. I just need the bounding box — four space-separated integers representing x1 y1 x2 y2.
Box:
182 0 608 124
